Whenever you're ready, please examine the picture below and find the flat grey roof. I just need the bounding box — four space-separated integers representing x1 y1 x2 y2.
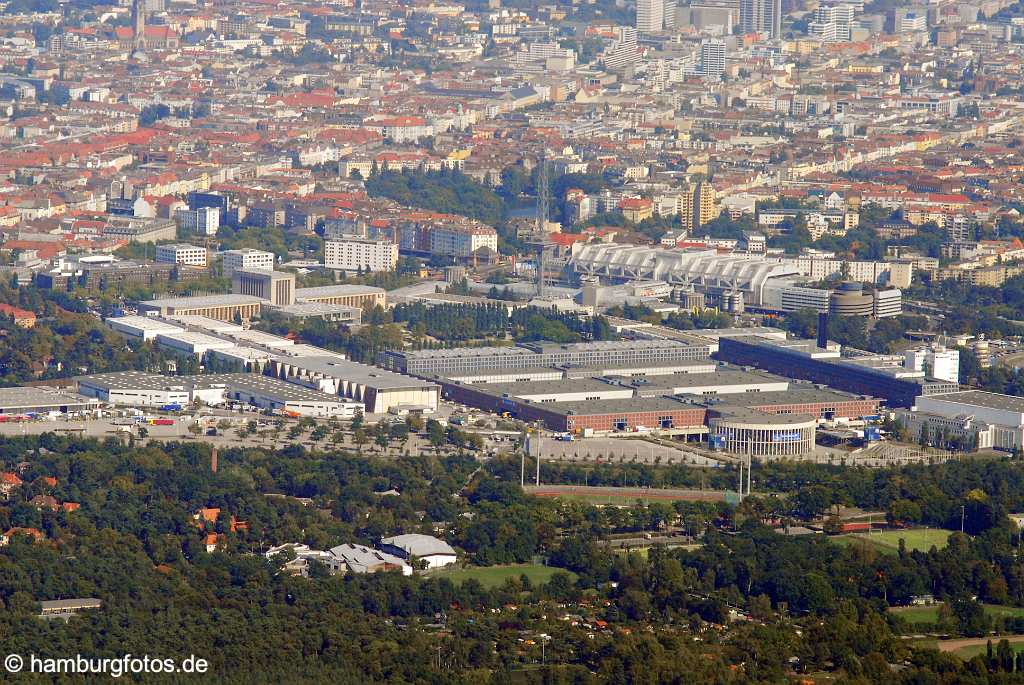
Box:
394 346 534 360
209 346 274 361
534 396 707 416
924 390 1024 414
525 339 696 353
436 360 717 381
719 387 877 406
139 294 264 308
106 316 184 331
267 302 361 315
687 326 789 339
395 339 698 361
0 387 99 410
76 371 205 391
295 284 385 298
271 357 438 390
39 598 102 610
199 373 352 404
708 406 817 424
453 369 787 397
438 366 565 379
577 359 717 373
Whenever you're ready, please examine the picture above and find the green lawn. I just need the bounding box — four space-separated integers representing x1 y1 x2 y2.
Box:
428 564 576 589
835 528 953 554
890 603 1024 626
954 638 1024 660
890 604 942 624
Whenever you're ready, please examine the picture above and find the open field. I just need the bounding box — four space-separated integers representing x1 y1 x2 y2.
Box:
524 484 732 505
891 603 1024 625
833 528 952 554
890 604 943 624
916 636 1024 659
427 564 576 589
952 638 1024 659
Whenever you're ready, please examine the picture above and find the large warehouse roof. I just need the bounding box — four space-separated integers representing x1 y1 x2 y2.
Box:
140 294 264 309
272 356 438 390
920 390 1024 414
0 387 99 412
458 369 787 399
295 285 385 300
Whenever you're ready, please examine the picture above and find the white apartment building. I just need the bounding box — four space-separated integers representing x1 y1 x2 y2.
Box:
430 226 498 258
324 239 398 273
155 243 208 267
175 206 220 236
603 27 639 71
222 249 274 277
780 256 913 288
700 40 726 78
895 9 926 32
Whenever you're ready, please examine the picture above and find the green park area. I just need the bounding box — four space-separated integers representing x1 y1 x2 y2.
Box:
951 638 1024 660
891 603 1024 626
911 636 1024 660
428 564 577 589
832 528 953 554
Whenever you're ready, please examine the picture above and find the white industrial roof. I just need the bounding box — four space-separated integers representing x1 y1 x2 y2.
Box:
106 316 184 333
156 331 236 349
380 534 456 557
170 316 244 333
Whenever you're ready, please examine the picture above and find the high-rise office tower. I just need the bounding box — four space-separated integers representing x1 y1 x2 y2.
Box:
637 0 665 32
700 39 726 78
740 0 782 39
663 0 677 29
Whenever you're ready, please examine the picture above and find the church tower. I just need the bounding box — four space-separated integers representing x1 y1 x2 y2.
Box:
131 0 146 56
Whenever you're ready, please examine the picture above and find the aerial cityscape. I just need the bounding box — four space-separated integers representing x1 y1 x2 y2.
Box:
1 0 1024 680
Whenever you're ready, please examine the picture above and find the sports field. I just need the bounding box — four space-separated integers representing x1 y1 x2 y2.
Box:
428 564 577 589
834 528 952 554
